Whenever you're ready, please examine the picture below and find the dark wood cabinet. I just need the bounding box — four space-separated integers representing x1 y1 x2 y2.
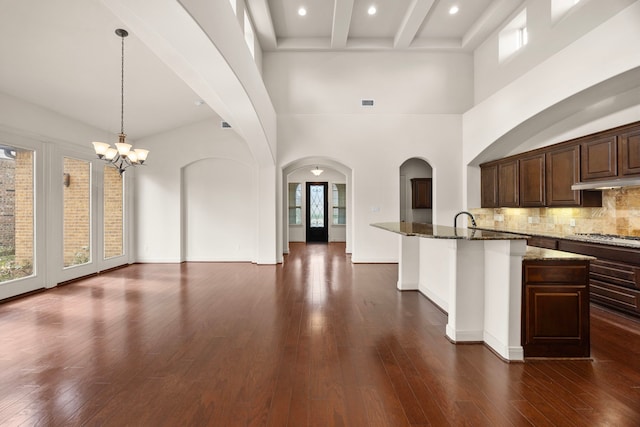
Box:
557 239 640 317
480 163 498 208
546 144 602 207
410 178 432 209
519 153 545 207
498 160 519 207
522 260 590 358
546 144 581 206
581 135 618 181
526 236 558 250
619 126 640 176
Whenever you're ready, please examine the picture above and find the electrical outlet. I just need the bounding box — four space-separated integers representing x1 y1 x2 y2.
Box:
528 217 533 224
570 219 576 227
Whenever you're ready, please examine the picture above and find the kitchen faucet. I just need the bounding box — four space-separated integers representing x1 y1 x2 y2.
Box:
454 211 476 228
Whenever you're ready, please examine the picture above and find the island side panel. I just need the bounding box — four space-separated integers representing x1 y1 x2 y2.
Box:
483 239 527 361
445 239 486 342
398 235 420 290
418 238 452 312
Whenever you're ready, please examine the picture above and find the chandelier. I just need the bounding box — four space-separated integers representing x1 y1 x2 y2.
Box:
92 28 149 175
311 166 324 176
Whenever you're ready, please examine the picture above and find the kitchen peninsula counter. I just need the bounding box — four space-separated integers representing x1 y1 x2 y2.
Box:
372 222 593 361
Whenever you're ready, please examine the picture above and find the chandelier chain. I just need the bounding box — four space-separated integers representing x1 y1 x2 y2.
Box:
120 32 125 135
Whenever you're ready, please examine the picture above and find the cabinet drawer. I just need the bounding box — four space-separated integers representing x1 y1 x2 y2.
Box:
590 259 639 288
590 279 640 314
524 262 589 284
527 236 558 250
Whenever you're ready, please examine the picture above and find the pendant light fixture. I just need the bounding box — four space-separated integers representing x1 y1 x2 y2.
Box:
92 28 149 175
311 166 324 176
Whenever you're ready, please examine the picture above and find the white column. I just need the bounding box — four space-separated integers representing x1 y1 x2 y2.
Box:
483 239 527 361
445 239 486 342
397 235 419 290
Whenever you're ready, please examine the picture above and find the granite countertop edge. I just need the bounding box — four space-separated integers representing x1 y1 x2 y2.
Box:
473 225 640 250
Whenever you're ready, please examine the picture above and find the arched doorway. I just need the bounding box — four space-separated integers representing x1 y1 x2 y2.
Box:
281 159 352 255
399 158 433 224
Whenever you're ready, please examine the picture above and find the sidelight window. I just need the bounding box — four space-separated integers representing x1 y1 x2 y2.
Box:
332 183 346 225
288 183 302 225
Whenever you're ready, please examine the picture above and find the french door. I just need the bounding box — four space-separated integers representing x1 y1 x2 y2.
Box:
306 182 328 242
56 150 130 283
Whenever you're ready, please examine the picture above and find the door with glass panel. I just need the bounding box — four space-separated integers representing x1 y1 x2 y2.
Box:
60 157 126 281
0 144 40 299
306 182 328 242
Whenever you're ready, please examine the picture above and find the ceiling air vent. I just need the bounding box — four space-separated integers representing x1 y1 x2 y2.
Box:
361 99 374 107
221 121 232 128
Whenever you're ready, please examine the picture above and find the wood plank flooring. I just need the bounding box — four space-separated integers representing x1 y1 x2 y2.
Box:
1 242 640 426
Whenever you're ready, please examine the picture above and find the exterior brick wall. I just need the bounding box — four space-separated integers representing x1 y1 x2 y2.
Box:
14 151 33 265
103 166 123 259
0 157 15 251
63 157 90 267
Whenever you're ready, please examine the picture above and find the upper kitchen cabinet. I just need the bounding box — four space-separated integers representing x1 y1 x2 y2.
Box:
498 159 519 207
410 178 432 209
581 135 618 181
619 126 640 176
546 144 580 206
481 163 499 208
520 153 545 207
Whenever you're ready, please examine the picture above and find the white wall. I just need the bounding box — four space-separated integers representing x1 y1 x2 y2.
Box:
474 0 637 103
287 167 347 243
265 51 472 262
464 1 640 208
134 119 258 263
184 158 256 261
265 52 471 262
400 158 433 224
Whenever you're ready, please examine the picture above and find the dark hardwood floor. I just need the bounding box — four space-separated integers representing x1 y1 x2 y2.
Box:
1 242 640 426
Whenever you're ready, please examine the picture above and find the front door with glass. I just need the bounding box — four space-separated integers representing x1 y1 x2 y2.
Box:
306 182 328 242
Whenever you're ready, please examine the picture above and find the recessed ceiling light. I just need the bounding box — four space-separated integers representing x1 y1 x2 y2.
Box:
298 7 307 16
368 5 377 15
449 5 459 15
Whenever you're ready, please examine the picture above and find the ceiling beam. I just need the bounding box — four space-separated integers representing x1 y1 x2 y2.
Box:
246 0 277 50
331 0 354 49
462 0 525 51
394 0 435 48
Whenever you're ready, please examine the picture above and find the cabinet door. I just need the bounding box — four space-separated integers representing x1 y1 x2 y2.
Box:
410 178 432 209
498 160 519 207
619 126 640 176
519 154 545 207
480 164 498 208
581 135 617 180
546 144 581 206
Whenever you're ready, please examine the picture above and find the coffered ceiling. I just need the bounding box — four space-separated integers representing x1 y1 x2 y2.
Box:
248 0 525 51
0 0 526 142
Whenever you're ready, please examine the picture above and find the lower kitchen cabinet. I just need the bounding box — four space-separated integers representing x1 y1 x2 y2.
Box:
522 259 591 358
557 239 640 317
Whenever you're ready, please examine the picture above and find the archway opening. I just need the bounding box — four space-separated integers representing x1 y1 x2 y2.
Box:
399 158 433 224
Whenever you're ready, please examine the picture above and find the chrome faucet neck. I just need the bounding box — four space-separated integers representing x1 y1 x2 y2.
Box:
454 211 476 228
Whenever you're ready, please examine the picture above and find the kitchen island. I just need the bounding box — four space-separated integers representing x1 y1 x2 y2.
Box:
371 222 593 361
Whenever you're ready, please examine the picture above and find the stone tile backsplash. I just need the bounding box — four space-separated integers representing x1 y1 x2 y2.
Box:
470 187 640 237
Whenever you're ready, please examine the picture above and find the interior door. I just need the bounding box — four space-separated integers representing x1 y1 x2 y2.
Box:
306 182 328 242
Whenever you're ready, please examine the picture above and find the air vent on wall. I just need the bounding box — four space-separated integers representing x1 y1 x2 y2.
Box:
361 99 374 107
221 121 232 128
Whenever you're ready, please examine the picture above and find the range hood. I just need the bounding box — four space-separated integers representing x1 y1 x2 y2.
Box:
571 177 640 190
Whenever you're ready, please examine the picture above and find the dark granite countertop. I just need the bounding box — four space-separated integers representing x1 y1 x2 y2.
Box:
475 225 640 250
371 222 528 241
523 246 595 261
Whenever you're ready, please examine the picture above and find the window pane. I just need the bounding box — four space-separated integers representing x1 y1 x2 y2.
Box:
332 183 346 225
310 184 324 227
0 147 34 283
103 166 123 259
288 183 302 225
63 157 91 268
